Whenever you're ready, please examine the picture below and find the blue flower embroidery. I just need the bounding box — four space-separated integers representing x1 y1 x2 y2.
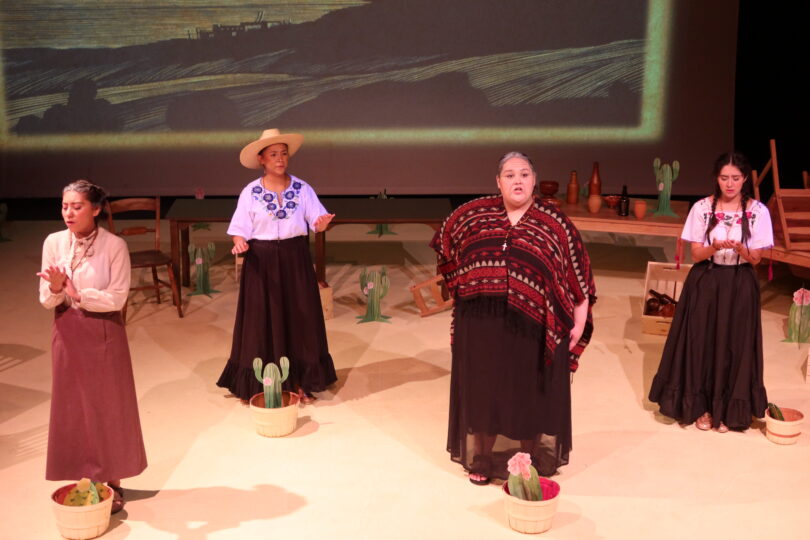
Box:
254 179 303 220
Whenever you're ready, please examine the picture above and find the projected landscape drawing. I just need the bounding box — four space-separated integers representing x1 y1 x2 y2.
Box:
0 0 667 148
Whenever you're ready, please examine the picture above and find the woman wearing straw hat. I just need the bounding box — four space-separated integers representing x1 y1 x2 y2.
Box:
216 129 337 404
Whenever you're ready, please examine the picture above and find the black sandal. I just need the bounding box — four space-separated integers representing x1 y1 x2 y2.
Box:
468 455 491 485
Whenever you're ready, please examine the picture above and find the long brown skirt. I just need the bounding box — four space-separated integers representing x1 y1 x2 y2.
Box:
46 306 147 481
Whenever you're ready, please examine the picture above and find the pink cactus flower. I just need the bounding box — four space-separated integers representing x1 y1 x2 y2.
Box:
195 257 203 265
367 282 375 290
507 452 533 480
263 377 273 386
362 287 368 295
794 288 810 306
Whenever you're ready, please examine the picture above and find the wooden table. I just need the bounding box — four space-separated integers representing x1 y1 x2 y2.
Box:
562 198 688 237
166 196 687 287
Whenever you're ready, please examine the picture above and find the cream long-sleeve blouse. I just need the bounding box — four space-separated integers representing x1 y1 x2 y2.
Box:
39 226 131 312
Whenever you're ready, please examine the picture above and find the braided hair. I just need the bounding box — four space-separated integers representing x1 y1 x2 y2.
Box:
704 151 754 247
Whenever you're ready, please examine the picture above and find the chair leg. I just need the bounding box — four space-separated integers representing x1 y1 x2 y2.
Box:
167 263 183 318
151 266 162 304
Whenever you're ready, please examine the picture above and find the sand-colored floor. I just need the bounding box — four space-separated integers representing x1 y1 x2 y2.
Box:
0 219 808 539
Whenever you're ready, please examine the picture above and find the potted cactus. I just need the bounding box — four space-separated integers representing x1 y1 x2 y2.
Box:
502 452 560 534
51 478 114 539
764 402 804 445
249 356 300 437
358 266 391 323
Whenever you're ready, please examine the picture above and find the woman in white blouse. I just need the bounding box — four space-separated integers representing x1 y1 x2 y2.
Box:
649 152 774 432
38 180 146 513
216 129 337 404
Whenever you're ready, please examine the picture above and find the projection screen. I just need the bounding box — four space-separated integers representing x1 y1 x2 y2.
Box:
0 0 738 198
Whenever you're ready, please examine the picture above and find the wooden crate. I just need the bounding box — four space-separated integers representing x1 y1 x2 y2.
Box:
641 261 692 336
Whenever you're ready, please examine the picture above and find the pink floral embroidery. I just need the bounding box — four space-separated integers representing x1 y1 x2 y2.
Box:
715 212 725 220
745 211 753 218
794 288 810 306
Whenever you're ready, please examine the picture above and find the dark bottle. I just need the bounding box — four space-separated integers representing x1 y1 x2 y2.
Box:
618 184 630 216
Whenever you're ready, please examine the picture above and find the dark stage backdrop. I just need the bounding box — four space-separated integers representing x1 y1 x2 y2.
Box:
0 0 737 198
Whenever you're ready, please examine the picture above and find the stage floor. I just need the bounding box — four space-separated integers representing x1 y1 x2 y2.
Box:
1 220 808 539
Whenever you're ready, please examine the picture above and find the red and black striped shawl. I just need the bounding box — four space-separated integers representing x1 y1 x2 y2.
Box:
431 195 596 371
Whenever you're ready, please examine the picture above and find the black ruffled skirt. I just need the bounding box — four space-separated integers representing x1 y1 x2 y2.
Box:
217 236 336 400
649 261 767 429
448 298 571 479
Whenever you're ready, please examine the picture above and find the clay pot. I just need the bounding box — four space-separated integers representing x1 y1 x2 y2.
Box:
538 181 559 198
586 194 602 213
602 195 620 209
633 200 647 219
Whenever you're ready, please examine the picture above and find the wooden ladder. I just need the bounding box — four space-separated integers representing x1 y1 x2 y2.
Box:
752 139 810 251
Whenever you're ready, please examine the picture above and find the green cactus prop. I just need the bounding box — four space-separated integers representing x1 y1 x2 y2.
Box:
0 203 9 242
358 266 391 323
368 189 396 237
187 242 219 296
507 464 543 502
63 478 100 506
253 356 290 408
767 402 785 421
785 303 810 343
653 157 680 217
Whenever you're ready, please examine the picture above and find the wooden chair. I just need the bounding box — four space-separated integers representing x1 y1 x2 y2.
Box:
409 275 453 317
106 197 183 323
752 139 810 251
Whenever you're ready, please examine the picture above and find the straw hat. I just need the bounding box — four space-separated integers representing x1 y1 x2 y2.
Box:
239 129 304 169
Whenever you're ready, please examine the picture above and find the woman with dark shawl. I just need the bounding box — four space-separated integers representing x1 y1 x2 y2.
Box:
431 152 596 484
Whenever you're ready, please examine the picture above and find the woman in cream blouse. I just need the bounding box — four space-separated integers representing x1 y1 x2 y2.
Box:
38 179 146 513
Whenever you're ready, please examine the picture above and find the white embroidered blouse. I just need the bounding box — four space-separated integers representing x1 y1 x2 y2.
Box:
227 175 328 241
39 226 131 312
681 197 774 265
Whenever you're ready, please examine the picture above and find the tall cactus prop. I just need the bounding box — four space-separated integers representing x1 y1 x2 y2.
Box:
188 242 219 296
785 288 810 343
368 189 396 237
358 266 391 323
653 157 680 217
253 356 290 408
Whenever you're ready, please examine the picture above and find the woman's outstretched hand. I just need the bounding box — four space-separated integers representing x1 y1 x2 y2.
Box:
313 213 335 233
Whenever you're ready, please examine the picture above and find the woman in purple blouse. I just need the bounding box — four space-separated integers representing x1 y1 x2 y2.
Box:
216 129 337 404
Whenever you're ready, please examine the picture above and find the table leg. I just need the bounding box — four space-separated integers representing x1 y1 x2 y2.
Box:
315 230 326 284
170 220 181 288
181 226 191 287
